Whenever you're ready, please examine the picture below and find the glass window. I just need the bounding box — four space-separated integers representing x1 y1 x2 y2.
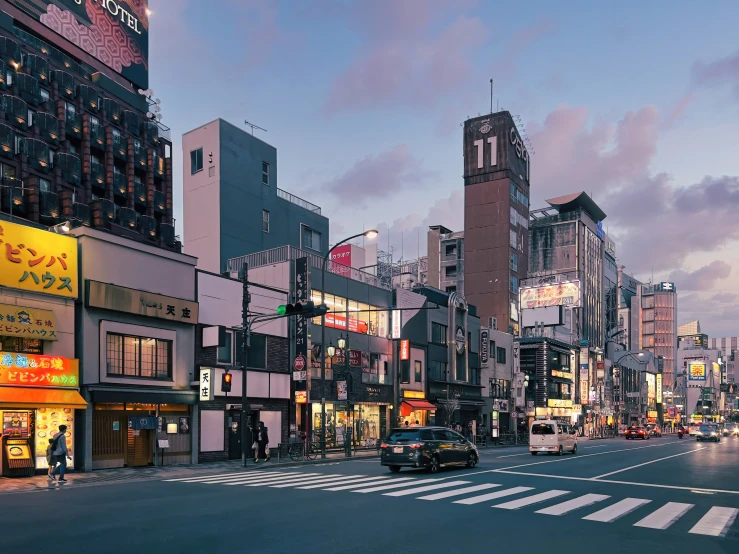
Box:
106 333 172 380
218 331 233 364
510 230 517 249
432 322 447 345
0 336 42 354
510 206 517 226
517 190 529 207
510 252 518 272
65 101 75 118
445 266 457 277
357 302 370 335
190 147 203 174
40 88 50 102
39 178 51 192
445 286 456 293
27 109 35 127
509 275 518 293
262 161 269 185
429 360 447 381
445 244 456 256
496 347 506 364
302 225 322 252
531 423 556 435
401 360 410 384
262 209 269 233
414 360 422 382
642 296 655 309
510 182 516 203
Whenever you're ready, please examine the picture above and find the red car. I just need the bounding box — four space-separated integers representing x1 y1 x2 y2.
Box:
624 426 650 440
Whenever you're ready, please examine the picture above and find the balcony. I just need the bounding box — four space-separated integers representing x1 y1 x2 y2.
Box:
16 73 40 106
55 152 81 186
65 110 82 138
0 122 15 158
276 188 322 214
116 207 138 230
102 98 121 124
90 122 105 149
35 112 60 145
112 133 126 160
152 151 164 179
144 121 159 144
159 222 175 247
0 177 24 216
124 111 140 136
52 70 76 99
134 146 146 170
40 190 60 220
0 60 6 90
24 54 49 83
3 95 28 129
89 161 105 186
138 215 157 239
91 198 115 227
72 202 91 226
153 189 166 213
23 138 50 173
77 84 99 112
134 181 147 205
113 172 127 197
0 38 21 67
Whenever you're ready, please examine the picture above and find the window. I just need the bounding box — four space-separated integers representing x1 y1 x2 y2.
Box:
445 266 457 278
236 332 266 369
262 161 269 185
301 225 322 252
401 360 410 384
39 178 50 192
361 353 389 385
517 190 529 207
27 109 35 127
489 378 510 399
510 230 517 249
40 88 50 102
642 296 655 309
429 360 447 381
445 286 457 294
106 333 172 379
496 346 506 364
6 71 12 86
510 182 516 203
65 101 75 118
217 331 233 364
510 206 517 226
510 252 518 272
90 115 100 128
262 209 270 233
0 336 42 354
445 244 457 256
432 322 447 345
190 147 203 174
309 290 388 337
414 360 422 382
509 275 518 293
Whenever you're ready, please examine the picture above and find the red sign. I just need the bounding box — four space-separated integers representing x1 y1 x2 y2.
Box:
400 340 410 361
295 391 307 404
0 353 79 388
293 355 306 371
325 313 368 334
330 245 352 277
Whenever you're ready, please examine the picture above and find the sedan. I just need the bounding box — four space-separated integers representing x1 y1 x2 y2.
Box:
380 426 479 473
624 426 649 440
722 423 739 437
696 424 721 442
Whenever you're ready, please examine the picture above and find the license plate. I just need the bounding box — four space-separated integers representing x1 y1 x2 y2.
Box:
393 447 403 453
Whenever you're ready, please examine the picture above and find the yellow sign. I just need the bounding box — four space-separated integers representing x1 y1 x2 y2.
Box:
295 391 307 404
648 410 658 419
656 374 662 404
0 303 58 341
551 370 573 380
547 399 573 408
402 390 425 399
0 220 78 298
689 362 706 380
0 353 79 388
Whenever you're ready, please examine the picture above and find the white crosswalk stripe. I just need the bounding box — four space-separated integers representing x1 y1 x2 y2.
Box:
222 474 315 486
634 502 694 530
245 474 340 487
237 474 323 487
582 498 652 523
417 484 501 501
295 476 382 489
184 472 293 484
492 490 571 510
453 486 534 505
163 471 284 482
352 478 443 494
688 507 739 537
323 477 417 491
270 475 360 488
383 480 471 497
536 494 610 516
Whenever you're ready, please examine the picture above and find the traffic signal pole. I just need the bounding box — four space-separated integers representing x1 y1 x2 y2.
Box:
241 265 250 468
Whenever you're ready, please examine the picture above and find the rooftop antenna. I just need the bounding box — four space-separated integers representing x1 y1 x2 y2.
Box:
490 78 493 114
244 120 267 136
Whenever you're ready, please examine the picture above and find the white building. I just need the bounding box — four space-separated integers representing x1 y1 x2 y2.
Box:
678 338 723 424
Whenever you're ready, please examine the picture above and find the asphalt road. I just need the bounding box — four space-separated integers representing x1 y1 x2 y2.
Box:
4 435 739 554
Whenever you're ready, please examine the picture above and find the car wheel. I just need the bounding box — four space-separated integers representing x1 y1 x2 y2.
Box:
388 465 401 473
428 455 440 474
557 446 563 456
572 443 578 455
466 453 478 468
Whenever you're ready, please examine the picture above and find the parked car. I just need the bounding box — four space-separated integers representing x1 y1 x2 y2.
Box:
529 420 578 455
646 424 662 437
624 426 649 440
723 423 739 437
380 427 478 473
696 424 721 442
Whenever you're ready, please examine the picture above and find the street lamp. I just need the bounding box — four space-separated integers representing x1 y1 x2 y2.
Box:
326 341 336 358
320 229 378 458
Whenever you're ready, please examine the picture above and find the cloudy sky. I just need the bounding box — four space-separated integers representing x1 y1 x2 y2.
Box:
149 0 739 337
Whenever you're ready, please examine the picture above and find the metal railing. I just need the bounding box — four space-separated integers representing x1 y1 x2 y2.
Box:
276 187 321 214
228 245 388 289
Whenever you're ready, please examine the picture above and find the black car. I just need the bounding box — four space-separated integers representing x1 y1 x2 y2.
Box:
380 426 478 473
696 424 721 442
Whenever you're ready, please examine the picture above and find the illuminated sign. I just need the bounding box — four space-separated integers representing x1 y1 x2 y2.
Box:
520 281 581 310
509 128 530 181
656 374 663 404
330 244 352 277
11 0 150 90
0 353 78 387
547 399 573 408
295 391 307 404
199 368 214 402
580 380 588 405
646 373 656 401
0 303 58 341
399 339 410 361
391 310 401 339
0 220 78 298
551 370 573 380
648 410 658 419
688 362 706 381
402 390 425 400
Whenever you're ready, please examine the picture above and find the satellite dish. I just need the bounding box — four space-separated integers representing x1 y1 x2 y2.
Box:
155 98 161 105
146 112 154 119
147 89 154 97
156 113 163 120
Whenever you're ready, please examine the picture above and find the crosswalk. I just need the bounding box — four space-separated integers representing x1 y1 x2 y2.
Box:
163 471 739 538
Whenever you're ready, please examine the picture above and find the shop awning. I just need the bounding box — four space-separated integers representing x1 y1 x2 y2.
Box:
403 400 437 411
0 387 88 409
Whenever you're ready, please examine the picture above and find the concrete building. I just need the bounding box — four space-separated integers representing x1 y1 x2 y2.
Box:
427 225 465 295
463 111 530 336
617 266 641 351
708 336 737 384
182 119 328 273
480 328 514 434
604 234 618 349
678 339 723 424
613 350 660 427
678 320 708 349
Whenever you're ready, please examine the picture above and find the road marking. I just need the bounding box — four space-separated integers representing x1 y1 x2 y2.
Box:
582 498 652 522
352 478 443 494
688 507 739 537
593 447 706 479
239 474 324 487
583 445 610 449
535 493 610 516
492 490 570 510
453 486 534 505
417 484 501 501
181 472 290 484
296 476 386 489
324 477 417 491
383 480 471 497
634 502 694 530
496 452 533 458
269 474 356 488
163 471 285 482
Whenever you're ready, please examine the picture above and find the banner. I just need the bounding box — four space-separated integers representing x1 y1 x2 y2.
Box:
480 329 489 367
294 258 309 393
519 281 580 309
337 381 347 400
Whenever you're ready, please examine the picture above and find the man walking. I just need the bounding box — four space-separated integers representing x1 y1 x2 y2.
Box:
254 421 270 463
49 424 71 482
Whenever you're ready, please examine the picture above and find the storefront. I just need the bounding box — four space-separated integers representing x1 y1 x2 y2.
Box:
399 390 436 427
310 402 389 447
428 382 485 427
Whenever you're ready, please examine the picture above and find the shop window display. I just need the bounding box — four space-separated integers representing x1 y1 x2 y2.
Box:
311 403 385 448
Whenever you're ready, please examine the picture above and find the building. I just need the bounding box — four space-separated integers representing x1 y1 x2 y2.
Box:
678 320 708 349
392 256 428 291
617 265 640 351
678 339 723 425
708 336 737 385
0 218 85 477
630 282 678 393
603 234 618 350
463 111 530 336
182 119 328 273
613 350 660 427
427 225 465 295
480 328 513 436
0 1 176 251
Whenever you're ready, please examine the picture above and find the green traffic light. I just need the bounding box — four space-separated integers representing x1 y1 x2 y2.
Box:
277 305 287 315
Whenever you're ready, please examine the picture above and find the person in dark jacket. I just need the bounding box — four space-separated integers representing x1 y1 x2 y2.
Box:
254 421 270 463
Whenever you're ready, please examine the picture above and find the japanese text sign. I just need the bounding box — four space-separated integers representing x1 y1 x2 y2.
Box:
199 368 214 401
400 339 410 361
294 258 309 393
688 362 706 381
519 281 581 309
0 220 78 298
86 280 199 324
0 303 58 341
330 244 352 277
0 353 79 388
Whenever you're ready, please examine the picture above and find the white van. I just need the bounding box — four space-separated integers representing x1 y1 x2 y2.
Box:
529 420 578 456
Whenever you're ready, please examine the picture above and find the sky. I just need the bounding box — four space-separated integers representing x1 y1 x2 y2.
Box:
148 0 739 337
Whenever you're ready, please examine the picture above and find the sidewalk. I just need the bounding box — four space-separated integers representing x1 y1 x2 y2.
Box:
0 449 378 496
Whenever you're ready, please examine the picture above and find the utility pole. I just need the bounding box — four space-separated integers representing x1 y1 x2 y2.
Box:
240 264 250 467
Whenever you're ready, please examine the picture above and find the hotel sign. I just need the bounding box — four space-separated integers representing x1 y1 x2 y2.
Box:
86 281 199 324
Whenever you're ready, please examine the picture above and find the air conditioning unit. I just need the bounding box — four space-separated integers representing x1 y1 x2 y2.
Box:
489 317 497 330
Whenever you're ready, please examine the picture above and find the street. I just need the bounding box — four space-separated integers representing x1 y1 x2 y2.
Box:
3 435 738 554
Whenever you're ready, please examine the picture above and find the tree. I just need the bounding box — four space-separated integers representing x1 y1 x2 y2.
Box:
442 396 460 427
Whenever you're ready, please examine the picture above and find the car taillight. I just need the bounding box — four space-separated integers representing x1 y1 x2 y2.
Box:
380 443 389 449
639 430 644 434
409 443 423 449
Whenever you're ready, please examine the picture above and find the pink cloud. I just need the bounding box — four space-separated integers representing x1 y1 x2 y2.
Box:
662 93 695 129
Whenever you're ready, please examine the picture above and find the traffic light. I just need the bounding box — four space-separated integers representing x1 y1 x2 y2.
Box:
276 301 328 317
221 371 232 393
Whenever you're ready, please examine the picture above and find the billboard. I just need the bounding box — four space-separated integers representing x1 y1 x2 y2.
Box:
330 244 352 277
11 0 149 90
520 281 581 310
688 362 706 381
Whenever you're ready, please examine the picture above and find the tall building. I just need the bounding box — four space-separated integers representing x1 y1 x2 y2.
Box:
182 119 328 273
427 225 464 295
631 282 678 390
463 111 530 335
0 1 176 249
708 336 737 384
617 265 641 350
604 234 618 347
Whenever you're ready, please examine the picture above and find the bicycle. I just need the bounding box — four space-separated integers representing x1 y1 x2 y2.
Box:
288 439 320 461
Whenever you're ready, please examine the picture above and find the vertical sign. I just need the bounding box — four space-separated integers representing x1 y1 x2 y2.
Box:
391 310 401 339
480 329 489 367
399 340 410 361
294 258 309 397
512 341 520 374
199 368 214 402
656 373 663 404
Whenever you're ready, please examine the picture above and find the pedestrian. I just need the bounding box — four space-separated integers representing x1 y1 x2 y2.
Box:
45 438 55 479
49 424 71 482
414 420 420 426
254 421 270 463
